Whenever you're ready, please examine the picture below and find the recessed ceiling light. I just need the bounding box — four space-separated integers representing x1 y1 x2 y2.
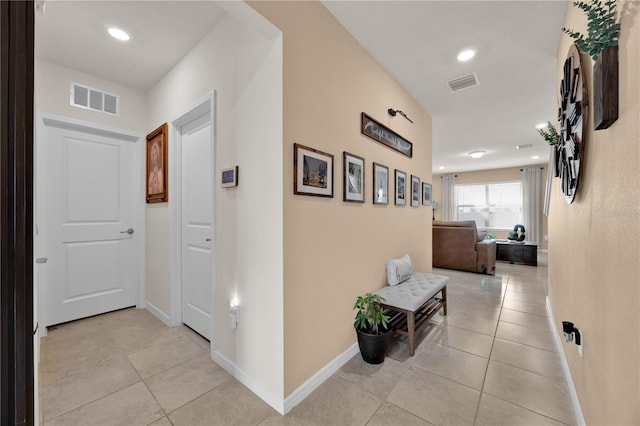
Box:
532 155 540 160
516 144 533 150
438 166 445 170
469 151 485 159
108 27 130 41
457 49 476 62
535 122 548 129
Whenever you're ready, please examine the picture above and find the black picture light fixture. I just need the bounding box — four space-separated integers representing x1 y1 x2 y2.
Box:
388 108 413 124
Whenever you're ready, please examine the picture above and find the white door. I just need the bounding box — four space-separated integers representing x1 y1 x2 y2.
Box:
180 111 214 339
39 118 138 327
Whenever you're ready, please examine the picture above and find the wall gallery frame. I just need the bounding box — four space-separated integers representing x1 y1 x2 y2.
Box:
372 162 389 205
395 169 407 206
294 143 334 197
422 182 433 206
411 175 420 207
343 152 365 203
146 123 168 203
361 112 413 157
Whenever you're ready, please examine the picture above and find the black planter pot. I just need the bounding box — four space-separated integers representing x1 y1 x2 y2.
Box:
356 327 392 364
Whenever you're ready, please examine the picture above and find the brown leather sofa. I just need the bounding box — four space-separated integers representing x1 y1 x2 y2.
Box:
432 220 496 275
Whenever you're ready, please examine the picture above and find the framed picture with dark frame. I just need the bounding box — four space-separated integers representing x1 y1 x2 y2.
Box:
294 143 334 197
422 182 433 206
411 175 420 207
343 152 364 203
372 162 389 205
146 123 168 203
395 169 407 206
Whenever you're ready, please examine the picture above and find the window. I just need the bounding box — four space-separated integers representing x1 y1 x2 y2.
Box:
456 182 522 229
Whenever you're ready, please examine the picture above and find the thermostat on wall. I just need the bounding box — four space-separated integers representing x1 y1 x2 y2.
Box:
221 166 238 188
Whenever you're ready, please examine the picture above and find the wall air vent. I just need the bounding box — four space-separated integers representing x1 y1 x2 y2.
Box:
447 73 480 93
70 82 119 116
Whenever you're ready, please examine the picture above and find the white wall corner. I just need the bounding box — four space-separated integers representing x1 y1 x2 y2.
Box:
213 350 285 415
546 296 586 426
145 301 172 327
283 342 359 414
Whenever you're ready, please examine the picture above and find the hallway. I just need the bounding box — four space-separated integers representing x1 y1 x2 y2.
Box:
39 252 577 425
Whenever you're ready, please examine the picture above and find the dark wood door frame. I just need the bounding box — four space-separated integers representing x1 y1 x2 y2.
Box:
1 1 35 425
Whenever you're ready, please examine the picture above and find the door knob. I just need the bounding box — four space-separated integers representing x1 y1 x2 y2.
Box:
205 238 211 242
120 228 135 235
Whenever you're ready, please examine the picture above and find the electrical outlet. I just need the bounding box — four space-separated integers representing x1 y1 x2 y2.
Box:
544 234 548 241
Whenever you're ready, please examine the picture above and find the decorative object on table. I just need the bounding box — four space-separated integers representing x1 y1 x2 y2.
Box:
422 182 432 206
563 0 620 129
293 143 334 197
353 293 391 364
146 123 168 203
387 108 414 123
394 169 407 206
361 112 413 157
410 175 420 207
431 200 438 221
557 44 588 204
508 224 526 242
221 166 238 188
343 152 364 203
372 162 389 205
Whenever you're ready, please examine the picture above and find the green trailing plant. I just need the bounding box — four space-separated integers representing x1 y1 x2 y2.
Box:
353 293 390 335
537 121 561 147
563 0 620 61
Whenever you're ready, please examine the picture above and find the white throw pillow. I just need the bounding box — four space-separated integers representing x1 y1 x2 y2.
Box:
386 254 413 286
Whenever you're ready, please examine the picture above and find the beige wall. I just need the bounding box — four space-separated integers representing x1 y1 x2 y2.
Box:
433 166 549 249
549 2 640 424
249 1 433 396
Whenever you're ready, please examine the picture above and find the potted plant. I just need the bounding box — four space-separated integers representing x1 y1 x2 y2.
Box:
563 0 620 129
353 293 392 364
537 121 562 177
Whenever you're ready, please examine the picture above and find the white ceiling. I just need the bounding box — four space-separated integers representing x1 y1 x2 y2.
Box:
36 1 228 92
35 1 567 173
323 0 568 173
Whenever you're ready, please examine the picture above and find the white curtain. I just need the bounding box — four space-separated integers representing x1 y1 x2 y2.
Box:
441 174 457 221
521 167 542 244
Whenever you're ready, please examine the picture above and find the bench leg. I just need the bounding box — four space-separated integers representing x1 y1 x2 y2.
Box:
442 286 448 315
408 311 416 356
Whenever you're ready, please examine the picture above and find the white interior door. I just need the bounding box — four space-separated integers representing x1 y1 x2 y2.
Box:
39 117 138 327
181 111 214 339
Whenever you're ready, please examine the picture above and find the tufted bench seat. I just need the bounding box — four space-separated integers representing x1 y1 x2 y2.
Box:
374 272 448 356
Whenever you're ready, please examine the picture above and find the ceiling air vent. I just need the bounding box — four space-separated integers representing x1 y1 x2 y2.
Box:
447 73 479 93
70 82 119 116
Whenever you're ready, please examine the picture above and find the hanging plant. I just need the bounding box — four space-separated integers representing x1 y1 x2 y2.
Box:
562 0 620 61
537 122 560 147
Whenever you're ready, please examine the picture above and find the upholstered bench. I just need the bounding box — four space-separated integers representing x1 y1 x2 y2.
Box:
374 255 448 356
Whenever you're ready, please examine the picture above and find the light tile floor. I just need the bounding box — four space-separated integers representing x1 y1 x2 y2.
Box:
39 252 578 425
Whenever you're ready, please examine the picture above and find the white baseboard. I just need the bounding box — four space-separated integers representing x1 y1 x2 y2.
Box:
213 350 285 414
145 301 172 327
546 297 586 426
213 342 359 416
283 342 359 414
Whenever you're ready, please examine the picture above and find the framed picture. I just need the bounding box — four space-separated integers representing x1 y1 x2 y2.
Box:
372 162 388 205
411 175 420 207
294 143 333 197
395 169 407 206
422 182 433 206
361 112 413 157
343 152 364 203
221 166 238 188
146 123 168 203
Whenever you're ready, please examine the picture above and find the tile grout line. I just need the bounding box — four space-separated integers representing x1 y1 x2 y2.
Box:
471 270 509 425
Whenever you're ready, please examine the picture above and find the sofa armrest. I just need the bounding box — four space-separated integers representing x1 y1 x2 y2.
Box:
476 240 497 275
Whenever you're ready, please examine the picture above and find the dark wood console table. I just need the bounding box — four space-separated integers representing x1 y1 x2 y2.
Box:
496 241 538 266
